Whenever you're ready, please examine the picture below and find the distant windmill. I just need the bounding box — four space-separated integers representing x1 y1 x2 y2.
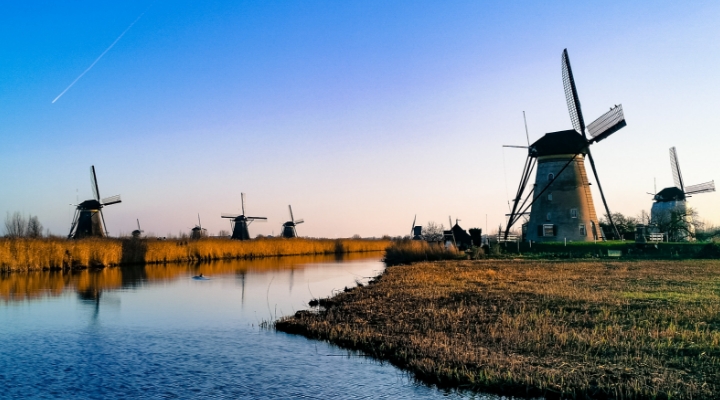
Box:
651 147 715 240
131 219 144 238
281 205 304 238
221 193 267 240
410 214 422 240
190 214 206 239
68 166 122 239
504 49 627 242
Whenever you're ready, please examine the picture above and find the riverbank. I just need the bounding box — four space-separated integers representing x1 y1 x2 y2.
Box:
0 237 390 272
276 259 720 399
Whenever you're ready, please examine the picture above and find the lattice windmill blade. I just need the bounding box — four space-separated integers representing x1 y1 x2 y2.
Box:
294 219 304 225
221 213 241 219
99 209 108 236
101 195 121 206
288 205 294 222
685 181 715 195
198 214 202 230
411 214 416 236
587 105 627 143
247 217 268 221
561 49 586 137
669 147 685 192
241 193 246 215
90 165 101 201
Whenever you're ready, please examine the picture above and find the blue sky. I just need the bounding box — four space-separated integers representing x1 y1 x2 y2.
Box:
1 1 719 237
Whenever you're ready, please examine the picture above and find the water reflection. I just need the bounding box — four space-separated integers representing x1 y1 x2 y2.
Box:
0 253 492 399
0 252 379 303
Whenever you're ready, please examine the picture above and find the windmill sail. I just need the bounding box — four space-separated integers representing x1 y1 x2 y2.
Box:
587 105 626 143
685 181 715 195
91 166 101 201
670 147 685 191
561 49 586 135
101 195 122 205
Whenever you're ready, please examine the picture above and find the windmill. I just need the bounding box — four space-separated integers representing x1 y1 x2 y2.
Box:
190 214 206 239
68 166 122 239
650 146 715 241
131 219 144 238
281 205 304 238
504 49 627 242
221 193 267 240
410 214 422 240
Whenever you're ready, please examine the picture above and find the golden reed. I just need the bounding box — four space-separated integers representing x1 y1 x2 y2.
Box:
0 237 390 272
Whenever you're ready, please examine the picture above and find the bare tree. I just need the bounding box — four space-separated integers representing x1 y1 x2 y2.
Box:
4 212 27 238
27 215 43 238
422 221 445 241
653 207 702 242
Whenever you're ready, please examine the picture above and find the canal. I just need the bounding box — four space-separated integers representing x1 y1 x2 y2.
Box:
0 253 492 399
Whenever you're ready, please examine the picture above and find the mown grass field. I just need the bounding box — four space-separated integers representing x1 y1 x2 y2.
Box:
276 259 720 399
0 237 389 272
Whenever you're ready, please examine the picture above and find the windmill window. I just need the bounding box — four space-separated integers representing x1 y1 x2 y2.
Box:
570 208 578 218
547 193 553 201
579 224 586 236
546 213 551 221
548 173 554 182
543 224 555 237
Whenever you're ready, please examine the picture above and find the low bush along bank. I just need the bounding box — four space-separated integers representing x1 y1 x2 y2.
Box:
383 239 464 266
276 259 720 399
0 237 390 272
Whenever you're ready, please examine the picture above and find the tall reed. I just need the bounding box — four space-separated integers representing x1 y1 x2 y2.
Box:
383 239 463 266
0 237 390 272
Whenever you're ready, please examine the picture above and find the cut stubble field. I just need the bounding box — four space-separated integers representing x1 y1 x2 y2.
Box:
277 259 720 399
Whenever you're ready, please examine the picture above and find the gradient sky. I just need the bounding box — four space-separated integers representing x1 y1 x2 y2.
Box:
2 1 719 238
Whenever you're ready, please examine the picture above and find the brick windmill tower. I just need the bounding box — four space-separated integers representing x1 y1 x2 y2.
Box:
504 49 627 242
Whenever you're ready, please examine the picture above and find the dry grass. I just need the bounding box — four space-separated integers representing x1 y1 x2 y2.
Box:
383 239 464 266
276 259 720 399
0 237 390 272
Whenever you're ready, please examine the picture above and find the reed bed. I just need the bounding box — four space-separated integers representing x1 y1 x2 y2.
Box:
276 259 720 399
383 239 464 266
0 237 389 272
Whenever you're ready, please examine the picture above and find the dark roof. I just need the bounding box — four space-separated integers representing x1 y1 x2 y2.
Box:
654 187 685 202
451 224 472 245
78 199 102 210
530 129 588 157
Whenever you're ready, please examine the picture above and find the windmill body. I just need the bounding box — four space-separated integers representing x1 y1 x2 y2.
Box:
222 193 266 241
524 130 602 242
504 49 627 242
281 205 304 238
69 166 121 239
650 147 715 241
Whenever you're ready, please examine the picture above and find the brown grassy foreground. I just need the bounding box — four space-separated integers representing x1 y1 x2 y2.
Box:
276 260 720 399
0 237 389 272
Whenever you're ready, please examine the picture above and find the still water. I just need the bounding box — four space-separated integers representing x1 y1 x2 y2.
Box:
1 253 492 399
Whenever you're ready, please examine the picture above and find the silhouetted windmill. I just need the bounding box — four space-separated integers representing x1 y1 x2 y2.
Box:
131 219 144 238
410 214 422 240
504 49 627 242
222 193 267 240
281 205 304 238
190 214 206 239
651 147 715 240
68 166 122 239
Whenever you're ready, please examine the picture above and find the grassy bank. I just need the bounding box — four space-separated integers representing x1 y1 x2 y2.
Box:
276 259 720 399
499 240 720 259
0 237 390 272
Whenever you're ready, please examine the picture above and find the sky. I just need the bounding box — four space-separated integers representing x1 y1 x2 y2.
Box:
1 1 719 238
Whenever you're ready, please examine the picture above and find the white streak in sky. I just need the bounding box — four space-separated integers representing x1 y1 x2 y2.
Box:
52 10 147 103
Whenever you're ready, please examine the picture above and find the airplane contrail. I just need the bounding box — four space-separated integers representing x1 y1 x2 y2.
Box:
52 10 147 104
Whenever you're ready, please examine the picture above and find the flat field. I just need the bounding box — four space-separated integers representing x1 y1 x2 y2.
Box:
276 259 720 399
